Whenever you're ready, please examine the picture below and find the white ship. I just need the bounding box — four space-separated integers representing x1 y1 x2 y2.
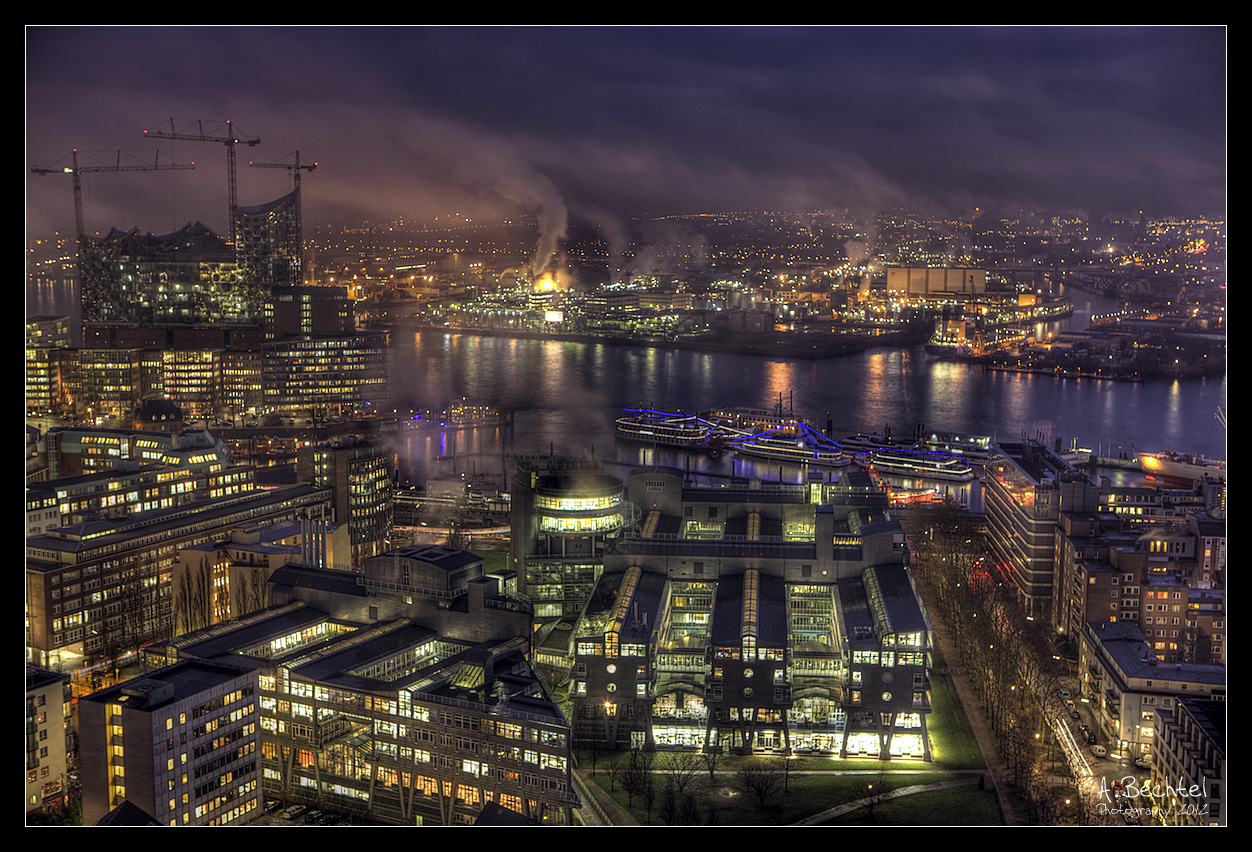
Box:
856 446 975 481
724 420 849 466
1135 449 1226 484
615 408 726 449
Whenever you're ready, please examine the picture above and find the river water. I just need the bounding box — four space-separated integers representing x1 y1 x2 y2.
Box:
26 278 1226 490
387 288 1227 490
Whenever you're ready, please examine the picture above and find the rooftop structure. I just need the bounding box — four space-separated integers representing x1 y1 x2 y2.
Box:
150 546 576 825
1078 620 1225 760
566 465 932 759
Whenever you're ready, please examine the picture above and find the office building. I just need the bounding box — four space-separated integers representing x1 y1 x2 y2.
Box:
261 332 388 418
151 545 578 825
567 466 933 759
78 659 261 826
26 483 330 669
267 284 355 338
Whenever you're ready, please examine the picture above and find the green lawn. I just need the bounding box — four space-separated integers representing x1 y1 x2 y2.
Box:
575 665 999 826
820 784 1003 826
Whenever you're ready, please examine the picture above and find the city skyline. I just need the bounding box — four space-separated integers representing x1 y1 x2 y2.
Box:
27 26 1226 253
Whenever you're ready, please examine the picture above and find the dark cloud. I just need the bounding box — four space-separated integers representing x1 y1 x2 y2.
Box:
26 26 1226 241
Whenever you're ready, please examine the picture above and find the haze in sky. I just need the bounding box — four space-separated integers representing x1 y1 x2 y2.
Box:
26 26 1227 246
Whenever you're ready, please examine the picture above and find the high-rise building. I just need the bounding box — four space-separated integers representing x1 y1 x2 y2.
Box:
1078 620 1225 762
78 659 261 826
508 454 637 620
1151 697 1225 826
80 223 253 326
234 190 301 289
983 440 1101 625
296 437 394 565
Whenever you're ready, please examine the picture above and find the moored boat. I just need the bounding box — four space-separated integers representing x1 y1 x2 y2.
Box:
615 407 726 449
1135 449 1226 484
724 420 849 466
856 446 975 481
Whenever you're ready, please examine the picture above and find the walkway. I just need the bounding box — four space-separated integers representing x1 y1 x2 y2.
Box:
925 604 1025 826
791 776 981 825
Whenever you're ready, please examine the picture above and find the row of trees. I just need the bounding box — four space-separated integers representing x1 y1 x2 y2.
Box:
599 749 893 825
173 560 270 635
902 501 1096 825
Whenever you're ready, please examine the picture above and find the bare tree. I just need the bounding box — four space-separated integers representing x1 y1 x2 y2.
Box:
701 745 723 784
735 758 786 813
659 750 704 800
856 770 891 819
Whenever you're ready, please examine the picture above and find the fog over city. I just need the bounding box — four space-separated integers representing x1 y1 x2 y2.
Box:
27 26 1226 250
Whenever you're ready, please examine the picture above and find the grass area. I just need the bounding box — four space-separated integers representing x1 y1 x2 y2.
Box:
583 759 1000 826
821 784 1003 826
575 665 999 825
473 548 508 574
927 671 986 770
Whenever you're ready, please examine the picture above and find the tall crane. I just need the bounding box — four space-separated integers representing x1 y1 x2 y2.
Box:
31 148 196 273
248 151 318 282
143 118 260 244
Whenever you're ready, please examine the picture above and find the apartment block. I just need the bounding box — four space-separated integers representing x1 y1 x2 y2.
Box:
78 659 261 826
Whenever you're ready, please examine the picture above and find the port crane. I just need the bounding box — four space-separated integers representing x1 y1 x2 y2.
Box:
143 118 260 243
30 148 196 275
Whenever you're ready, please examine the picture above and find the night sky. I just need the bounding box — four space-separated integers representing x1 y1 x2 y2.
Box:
26 26 1226 243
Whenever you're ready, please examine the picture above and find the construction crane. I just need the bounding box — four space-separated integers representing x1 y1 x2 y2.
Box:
248 151 318 281
143 118 260 244
30 148 196 265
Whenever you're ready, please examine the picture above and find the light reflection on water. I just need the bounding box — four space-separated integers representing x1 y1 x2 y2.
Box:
388 324 1224 487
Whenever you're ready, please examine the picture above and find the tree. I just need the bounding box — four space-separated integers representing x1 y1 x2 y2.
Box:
232 564 270 620
658 750 703 800
701 745 723 784
856 771 891 820
735 758 786 813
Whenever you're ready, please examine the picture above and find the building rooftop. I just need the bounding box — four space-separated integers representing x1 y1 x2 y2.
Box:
269 563 368 598
709 570 789 647
81 658 254 712
1085 620 1227 687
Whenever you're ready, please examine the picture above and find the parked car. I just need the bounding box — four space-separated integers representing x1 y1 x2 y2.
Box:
1134 757 1151 770
282 805 307 820
1059 688 1071 701
304 809 324 823
264 800 283 814
1091 744 1107 758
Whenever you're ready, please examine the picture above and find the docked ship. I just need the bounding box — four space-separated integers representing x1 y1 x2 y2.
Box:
915 431 993 465
855 446 976 481
724 420 850 467
702 405 802 434
615 407 726 450
925 316 974 359
1135 449 1227 485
